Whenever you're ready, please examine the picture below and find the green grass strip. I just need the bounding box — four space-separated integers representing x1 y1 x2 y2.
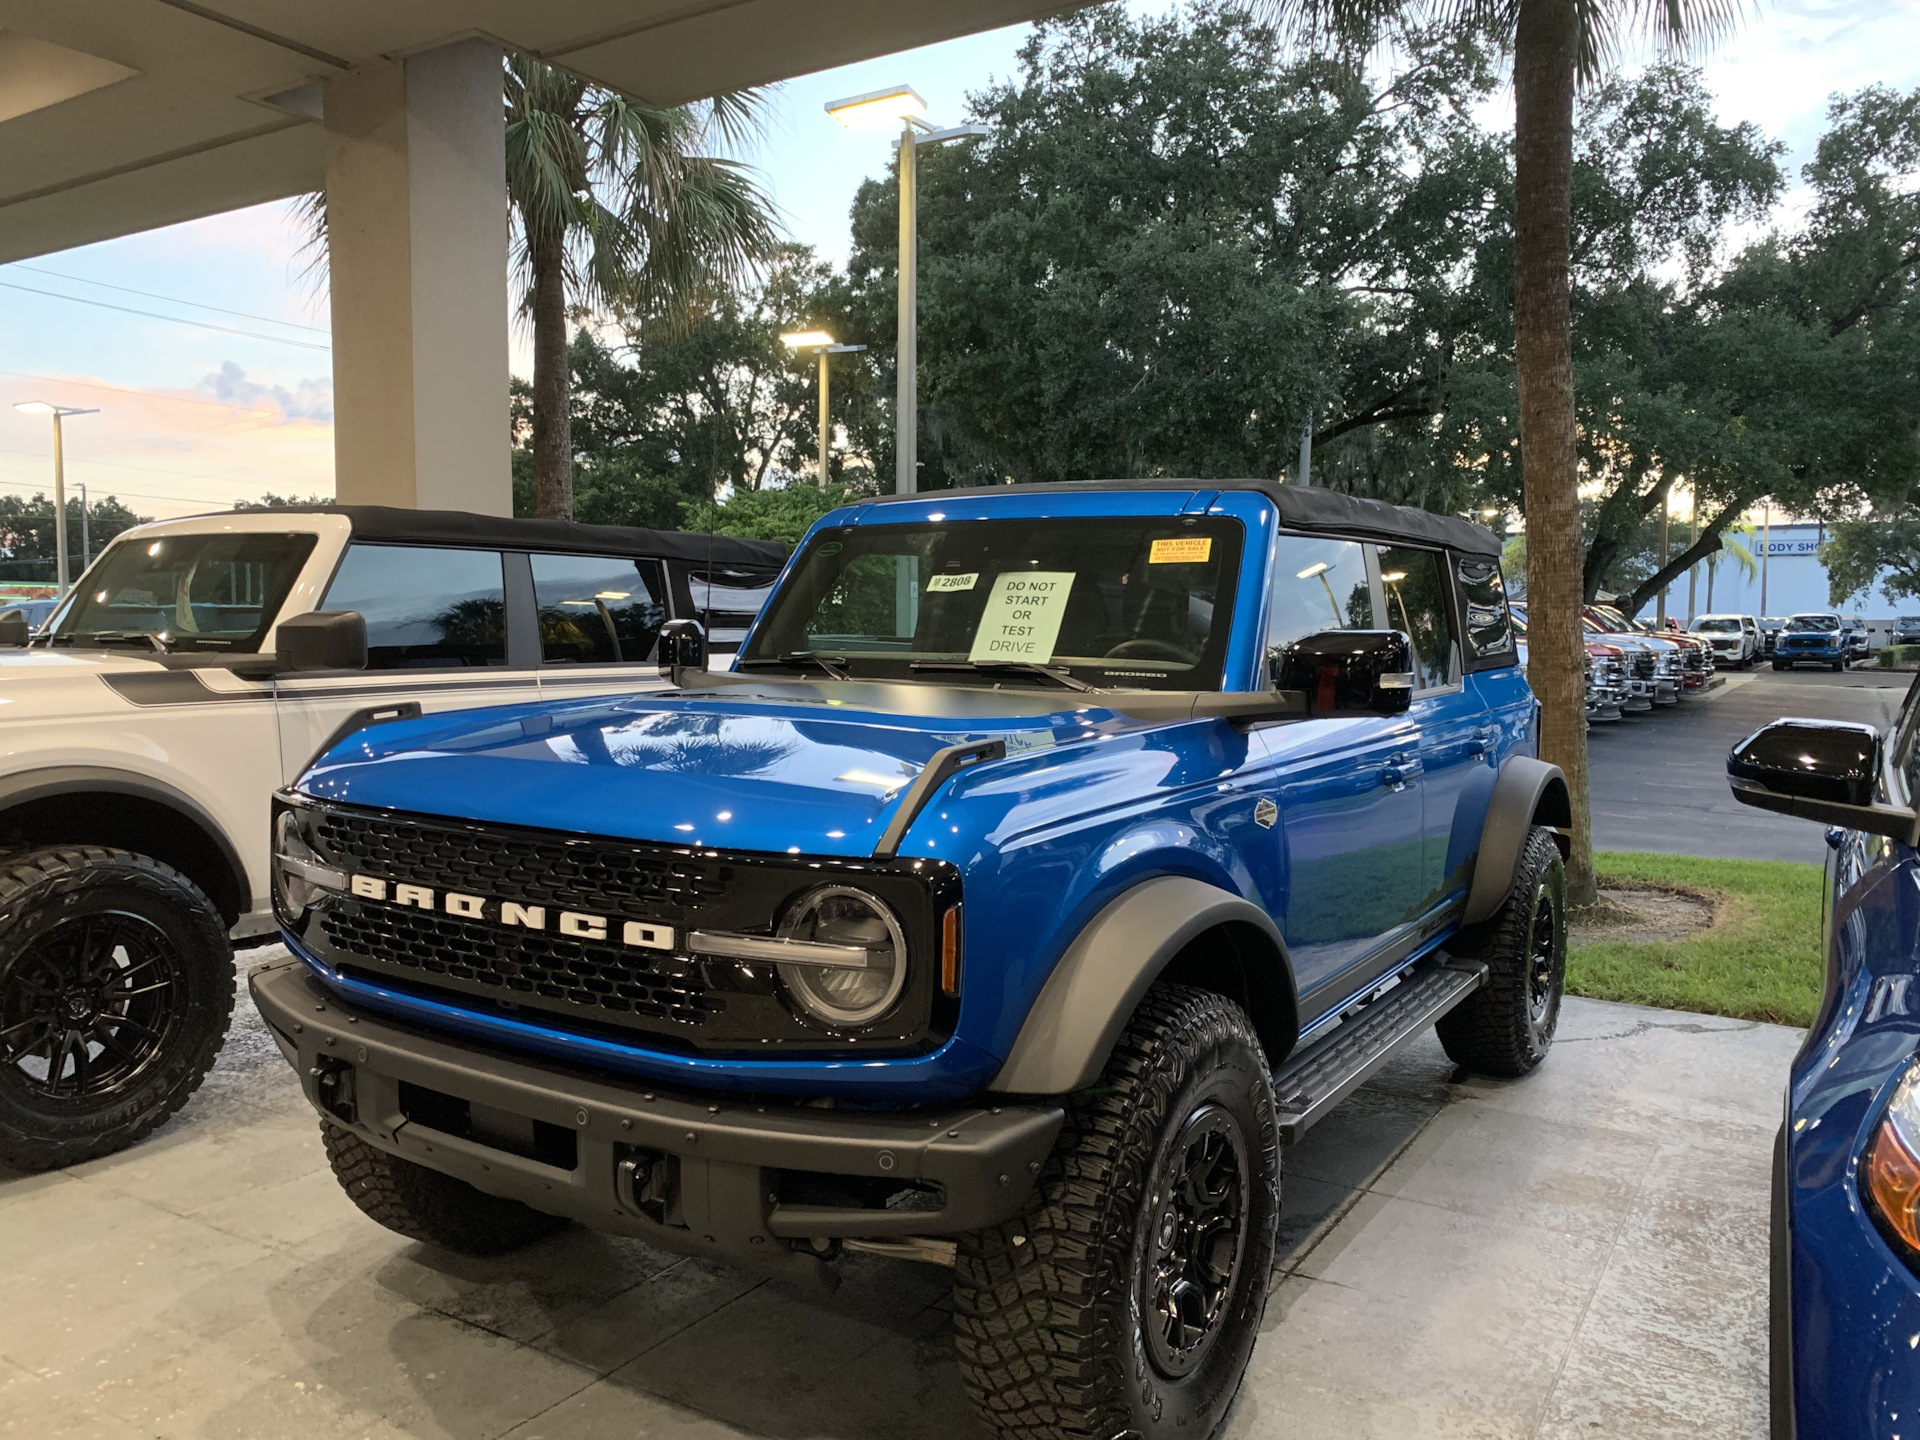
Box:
1566 850 1824 1027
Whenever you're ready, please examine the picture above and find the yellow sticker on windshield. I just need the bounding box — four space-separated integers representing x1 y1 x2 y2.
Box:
1149 536 1212 564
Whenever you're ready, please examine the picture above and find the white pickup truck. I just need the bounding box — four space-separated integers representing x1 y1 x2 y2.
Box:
0 504 784 1171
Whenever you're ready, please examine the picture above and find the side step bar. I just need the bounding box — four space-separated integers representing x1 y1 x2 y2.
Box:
1271 957 1487 1144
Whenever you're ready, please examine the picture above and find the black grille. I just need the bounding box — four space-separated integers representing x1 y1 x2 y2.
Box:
1631 651 1656 679
319 904 714 1025
314 809 731 914
287 801 959 1054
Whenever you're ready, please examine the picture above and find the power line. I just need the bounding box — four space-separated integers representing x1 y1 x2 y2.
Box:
0 280 332 351
9 263 331 334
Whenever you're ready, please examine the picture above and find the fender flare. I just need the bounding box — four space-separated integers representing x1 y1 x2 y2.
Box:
0 765 251 921
1461 756 1570 925
988 876 1288 1095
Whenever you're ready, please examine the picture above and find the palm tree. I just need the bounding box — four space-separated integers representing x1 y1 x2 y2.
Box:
506 56 780 520
1255 0 1743 903
303 56 780 523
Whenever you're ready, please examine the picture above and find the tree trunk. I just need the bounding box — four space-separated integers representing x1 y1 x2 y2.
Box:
1512 0 1593 904
529 228 573 521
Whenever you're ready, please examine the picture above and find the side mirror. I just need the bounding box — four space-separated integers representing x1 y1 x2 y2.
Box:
1278 630 1415 716
0 609 29 647
657 618 707 683
277 611 367 672
1728 718 1919 845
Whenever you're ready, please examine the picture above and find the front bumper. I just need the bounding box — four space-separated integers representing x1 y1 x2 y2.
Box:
251 958 1062 1286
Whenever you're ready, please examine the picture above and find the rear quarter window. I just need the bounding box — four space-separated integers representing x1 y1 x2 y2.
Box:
1456 556 1515 668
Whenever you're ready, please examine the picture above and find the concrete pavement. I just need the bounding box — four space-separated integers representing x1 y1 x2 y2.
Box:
1589 664 1911 863
0 948 1799 1439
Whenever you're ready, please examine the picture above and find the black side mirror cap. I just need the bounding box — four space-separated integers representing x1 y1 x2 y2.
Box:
277 611 368 672
0 609 29 647
1278 630 1415 716
1727 717 1919 844
657 618 707 682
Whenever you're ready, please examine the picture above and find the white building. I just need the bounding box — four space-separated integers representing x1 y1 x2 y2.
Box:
1680 522 1914 632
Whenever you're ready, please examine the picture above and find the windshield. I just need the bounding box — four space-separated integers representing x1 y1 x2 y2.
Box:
1788 614 1839 631
48 531 316 653
741 516 1243 690
1693 617 1740 633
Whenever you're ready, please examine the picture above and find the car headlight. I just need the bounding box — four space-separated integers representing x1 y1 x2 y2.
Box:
1864 1066 1920 1265
776 886 908 1028
274 804 345 920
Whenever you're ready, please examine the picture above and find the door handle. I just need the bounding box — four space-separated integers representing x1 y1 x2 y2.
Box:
1381 755 1424 787
1467 727 1496 757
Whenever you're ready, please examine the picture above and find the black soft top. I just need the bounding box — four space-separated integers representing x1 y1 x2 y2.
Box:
246 505 789 570
867 479 1503 557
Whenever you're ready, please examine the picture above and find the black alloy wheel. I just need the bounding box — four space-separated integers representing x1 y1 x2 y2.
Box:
0 848 233 1172
2 910 186 1103
1138 1103 1251 1380
1526 878 1560 1029
1436 826 1566 1078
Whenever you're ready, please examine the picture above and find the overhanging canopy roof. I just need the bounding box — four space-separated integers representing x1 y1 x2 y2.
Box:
0 1 1080 264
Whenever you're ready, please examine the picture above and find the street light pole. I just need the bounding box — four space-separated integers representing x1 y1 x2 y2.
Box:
825 85 986 497
897 118 918 496
781 332 868 488
13 402 98 596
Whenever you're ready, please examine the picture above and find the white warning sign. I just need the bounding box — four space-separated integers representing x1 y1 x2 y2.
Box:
968 571 1075 663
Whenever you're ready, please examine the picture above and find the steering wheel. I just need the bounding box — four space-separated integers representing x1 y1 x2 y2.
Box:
1103 638 1200 665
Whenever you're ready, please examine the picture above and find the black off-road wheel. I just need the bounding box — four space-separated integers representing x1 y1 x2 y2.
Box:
322 1121 569 1255
1437 826 1567 1078
0 847 234 1172
953 985 1279 1440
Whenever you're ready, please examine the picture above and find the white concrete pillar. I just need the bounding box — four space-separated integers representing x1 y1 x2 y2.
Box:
324 40 509 514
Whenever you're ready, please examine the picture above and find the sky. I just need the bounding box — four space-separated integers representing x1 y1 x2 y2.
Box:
0 0 1915 524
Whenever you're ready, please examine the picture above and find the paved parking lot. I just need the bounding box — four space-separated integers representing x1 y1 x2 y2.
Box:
1590 664 1911 862
0 949 1799 1440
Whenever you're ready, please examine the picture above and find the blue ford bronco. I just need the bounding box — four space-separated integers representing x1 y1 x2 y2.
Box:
254 479 1571 1439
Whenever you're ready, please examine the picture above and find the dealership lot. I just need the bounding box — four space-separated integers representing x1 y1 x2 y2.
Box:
0 947 1797 1440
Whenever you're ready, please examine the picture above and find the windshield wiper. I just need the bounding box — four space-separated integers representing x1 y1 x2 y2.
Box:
62 631 172 653
910 660 1096 692
737 650 851 681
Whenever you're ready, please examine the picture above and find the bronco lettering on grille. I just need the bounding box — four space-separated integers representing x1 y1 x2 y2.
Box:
344 874 675 952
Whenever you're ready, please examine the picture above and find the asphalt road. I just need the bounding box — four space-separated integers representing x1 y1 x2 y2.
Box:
1587 663 1914 864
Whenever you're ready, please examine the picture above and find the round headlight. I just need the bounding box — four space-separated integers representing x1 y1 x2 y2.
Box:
777 886 908 1029
275 809 320 917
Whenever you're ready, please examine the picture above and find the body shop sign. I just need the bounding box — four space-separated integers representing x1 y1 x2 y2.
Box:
969 571 1075 663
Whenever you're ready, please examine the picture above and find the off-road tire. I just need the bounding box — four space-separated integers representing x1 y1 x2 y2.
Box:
1773 659 1787 671
321 1120 569 1254
953 985 1279 1440
0 846 233 1172
1436 826 1566 1078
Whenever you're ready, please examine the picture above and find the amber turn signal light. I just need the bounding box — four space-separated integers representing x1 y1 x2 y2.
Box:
1864 1070 1920 1261
941 904 962 996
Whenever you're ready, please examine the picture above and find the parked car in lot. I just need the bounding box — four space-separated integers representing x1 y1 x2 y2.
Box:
1508 606 1628 720
1760 617 1790 657
1895 615 1920 646
1726 678 1920 1439
1691 613 1761 669
252 480 1572 1440
1846 614 1871 662
0 505 785 1172
1773 612 1851 671
1592 604 1713 689
1580 606 1682 705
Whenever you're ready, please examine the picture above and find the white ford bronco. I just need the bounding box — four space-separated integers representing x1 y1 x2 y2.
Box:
0 504 784 1171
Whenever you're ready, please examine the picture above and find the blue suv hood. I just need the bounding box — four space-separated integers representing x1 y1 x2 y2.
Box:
298 680 1152 859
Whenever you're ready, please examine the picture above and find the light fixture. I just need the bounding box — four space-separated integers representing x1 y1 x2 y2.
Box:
1381 570 1408 584
13 401 53 415
825 84 927 131
781 330 837 349
1296 562 1330 580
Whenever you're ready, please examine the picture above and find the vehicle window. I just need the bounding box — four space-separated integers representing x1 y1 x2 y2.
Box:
531 554 665 664
1375 545 1456 689
686 568 779 627
1694 618 1740 634
1455 556 1514 660
1269 537 1373 651
322 544 506 669
743 516 1242 690
1788 614 1839 631
49 532 316 654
